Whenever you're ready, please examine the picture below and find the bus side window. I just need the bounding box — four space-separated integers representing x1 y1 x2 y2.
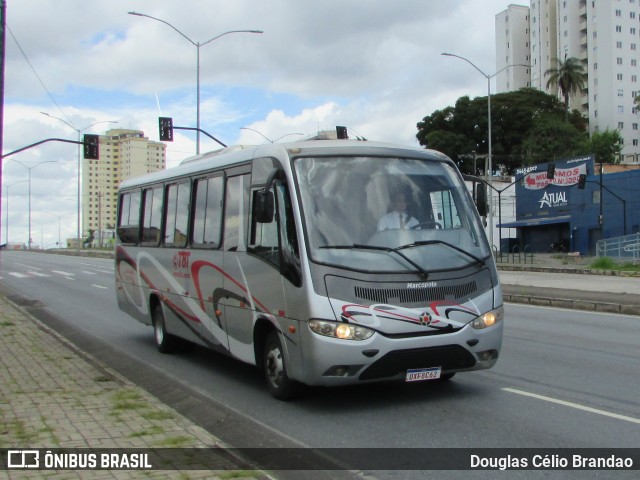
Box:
192 176 223 248
117 190 141 244
276 183 301 286
141 187 162 246
164 182 190 247
223 174 250 251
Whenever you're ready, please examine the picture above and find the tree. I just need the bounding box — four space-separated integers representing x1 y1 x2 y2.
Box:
416 88 586 174
520 117 589 164
587 129 623 164
84 229 95 247
545 56 588 120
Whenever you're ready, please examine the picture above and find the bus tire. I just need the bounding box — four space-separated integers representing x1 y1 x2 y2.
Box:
152 304 179 354
263 331 297 400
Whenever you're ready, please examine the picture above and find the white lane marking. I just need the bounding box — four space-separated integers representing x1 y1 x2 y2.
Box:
28 271 50 277
8 272 29 278
92 284 108 290
81 270 97 275
16 263 43 270
503 387 640 425
52 270 75 276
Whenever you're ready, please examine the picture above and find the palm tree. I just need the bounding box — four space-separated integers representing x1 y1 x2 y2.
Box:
545 56 588 119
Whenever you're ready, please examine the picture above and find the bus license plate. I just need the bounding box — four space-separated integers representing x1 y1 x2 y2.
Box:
405 367 441 382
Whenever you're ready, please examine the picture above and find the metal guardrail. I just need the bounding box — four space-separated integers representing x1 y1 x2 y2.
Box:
493 244 534 264
596 232 640 264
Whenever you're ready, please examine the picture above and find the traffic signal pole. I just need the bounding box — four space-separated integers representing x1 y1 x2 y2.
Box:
158 117 227 148
1 137 95 159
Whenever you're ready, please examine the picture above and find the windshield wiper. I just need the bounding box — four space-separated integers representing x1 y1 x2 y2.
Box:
394 240 486 266
319 244 429 279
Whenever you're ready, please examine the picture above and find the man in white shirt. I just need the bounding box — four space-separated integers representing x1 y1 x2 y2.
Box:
377 193 419 231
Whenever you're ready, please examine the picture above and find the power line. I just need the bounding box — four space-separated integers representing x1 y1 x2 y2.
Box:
6 23 73 126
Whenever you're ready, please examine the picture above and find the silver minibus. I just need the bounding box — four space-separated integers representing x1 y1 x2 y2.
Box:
115 139 503 399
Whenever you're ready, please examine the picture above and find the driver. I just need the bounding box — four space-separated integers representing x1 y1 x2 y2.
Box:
377 193 419 231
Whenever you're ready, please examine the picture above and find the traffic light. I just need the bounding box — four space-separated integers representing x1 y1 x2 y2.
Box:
577 173 587 189
547 162 555 180
159 117 174 142
83 134 99 160
336 126 348 139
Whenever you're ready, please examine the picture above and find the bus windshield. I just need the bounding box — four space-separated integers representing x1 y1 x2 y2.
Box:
295 156 490 273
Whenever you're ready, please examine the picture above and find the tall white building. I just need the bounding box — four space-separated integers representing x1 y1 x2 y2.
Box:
495 4 532 92
496 0 640 162
529 0 558 94
83 129 166 236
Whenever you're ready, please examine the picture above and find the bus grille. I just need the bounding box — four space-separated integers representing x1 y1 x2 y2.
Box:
354 281 477 305
359 345 476 381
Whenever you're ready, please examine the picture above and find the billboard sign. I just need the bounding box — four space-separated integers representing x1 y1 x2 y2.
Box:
514 155 594 220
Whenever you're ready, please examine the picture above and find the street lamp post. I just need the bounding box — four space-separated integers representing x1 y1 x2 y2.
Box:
9 160 57 249
3 179 28 245
239 127 304 143
128 11 263 154
44 211 74 248
41 113 118 253
441 53 530 250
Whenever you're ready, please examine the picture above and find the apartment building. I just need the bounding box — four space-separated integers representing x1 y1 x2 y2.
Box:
83 129 166 236
495 4 532 92
496 0 640 162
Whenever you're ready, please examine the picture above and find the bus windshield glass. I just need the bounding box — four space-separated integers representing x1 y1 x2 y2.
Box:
295 155 490 273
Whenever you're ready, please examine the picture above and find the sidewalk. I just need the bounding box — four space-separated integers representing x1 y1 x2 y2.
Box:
497 253 640 316
0 293 262 479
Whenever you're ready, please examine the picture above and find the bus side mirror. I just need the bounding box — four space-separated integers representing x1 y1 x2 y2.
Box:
463 174 487 216
255 190 275 223
475 184 488 216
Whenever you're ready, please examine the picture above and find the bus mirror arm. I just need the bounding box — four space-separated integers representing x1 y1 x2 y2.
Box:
462 174 483 184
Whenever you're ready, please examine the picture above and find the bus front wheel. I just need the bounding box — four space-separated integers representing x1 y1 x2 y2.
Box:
263 331 297 400
152 304 179 354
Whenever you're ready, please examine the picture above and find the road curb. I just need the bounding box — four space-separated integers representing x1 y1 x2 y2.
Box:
504 292 640 316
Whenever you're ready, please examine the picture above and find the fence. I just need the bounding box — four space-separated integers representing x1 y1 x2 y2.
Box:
493 244 534 264
596 232 640 264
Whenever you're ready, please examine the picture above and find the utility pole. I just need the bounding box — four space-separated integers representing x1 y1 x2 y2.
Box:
0 1 7 251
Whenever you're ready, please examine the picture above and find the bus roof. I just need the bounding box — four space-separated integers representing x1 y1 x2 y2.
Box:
118 140 450 191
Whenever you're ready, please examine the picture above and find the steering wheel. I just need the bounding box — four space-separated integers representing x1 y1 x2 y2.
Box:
411 221 442 230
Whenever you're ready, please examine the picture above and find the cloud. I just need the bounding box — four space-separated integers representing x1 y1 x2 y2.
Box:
3 0 515 246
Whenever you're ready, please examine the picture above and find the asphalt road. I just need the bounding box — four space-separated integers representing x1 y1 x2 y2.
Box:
1 250 639 480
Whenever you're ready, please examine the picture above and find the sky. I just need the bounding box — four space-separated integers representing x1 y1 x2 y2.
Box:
1 0 519 248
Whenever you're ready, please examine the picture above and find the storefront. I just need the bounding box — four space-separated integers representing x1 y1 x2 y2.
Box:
498 155 595 253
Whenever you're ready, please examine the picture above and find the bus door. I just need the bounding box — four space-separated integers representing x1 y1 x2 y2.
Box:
246 169 303 367
221 172 263 363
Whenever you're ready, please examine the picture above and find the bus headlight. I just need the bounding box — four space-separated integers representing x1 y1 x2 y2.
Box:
309 320 374 340
471 306 504 330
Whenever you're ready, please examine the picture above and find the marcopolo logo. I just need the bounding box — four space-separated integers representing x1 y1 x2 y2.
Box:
407 281 437 289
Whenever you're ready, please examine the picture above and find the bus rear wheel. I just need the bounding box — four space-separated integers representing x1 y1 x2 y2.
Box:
152 304 179 354
263 331 298 400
